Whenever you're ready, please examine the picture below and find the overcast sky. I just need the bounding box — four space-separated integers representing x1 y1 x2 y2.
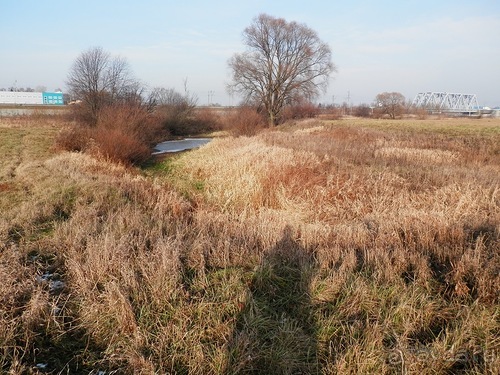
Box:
1 0 499 106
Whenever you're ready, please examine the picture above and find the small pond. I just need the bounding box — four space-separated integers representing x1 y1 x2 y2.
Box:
153 138 212 155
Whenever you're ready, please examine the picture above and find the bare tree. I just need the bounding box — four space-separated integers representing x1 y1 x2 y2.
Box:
151 87 196 108
151 86 197 118
228 14 335 126
374 92 406 119
66 47 139 124
150 87 199 135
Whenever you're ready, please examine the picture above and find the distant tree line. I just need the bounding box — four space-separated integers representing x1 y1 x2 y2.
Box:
0 85 54 92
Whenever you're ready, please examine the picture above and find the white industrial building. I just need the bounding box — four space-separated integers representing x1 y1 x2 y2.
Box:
0 91 64 105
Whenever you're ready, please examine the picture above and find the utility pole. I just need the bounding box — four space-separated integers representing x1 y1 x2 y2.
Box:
346 90 351 115
347 90 351 114
208 90 215 106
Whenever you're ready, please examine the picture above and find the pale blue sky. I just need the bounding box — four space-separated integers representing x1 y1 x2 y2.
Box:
1 0 499 106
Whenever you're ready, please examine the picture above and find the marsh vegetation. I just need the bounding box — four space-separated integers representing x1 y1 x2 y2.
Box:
0 114 499 374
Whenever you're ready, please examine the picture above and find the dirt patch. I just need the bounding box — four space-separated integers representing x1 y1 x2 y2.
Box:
0 182 14 192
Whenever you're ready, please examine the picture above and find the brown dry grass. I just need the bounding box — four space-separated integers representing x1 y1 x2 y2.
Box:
1 114 499 374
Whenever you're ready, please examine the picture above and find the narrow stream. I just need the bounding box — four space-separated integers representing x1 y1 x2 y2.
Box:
152 138 212 155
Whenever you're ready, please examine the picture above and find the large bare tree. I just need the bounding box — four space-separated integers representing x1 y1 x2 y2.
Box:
66 47 139 124
228 14 335 125
375 92 406 119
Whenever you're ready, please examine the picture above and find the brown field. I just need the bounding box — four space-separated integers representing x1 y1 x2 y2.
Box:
0 115 499 374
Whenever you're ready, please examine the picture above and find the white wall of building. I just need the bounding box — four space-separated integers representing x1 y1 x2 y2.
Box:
0 91 43 105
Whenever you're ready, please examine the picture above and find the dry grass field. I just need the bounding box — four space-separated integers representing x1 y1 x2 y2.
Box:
0 115 499 374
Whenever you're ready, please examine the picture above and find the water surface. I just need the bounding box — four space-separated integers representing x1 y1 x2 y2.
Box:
153 138 211 154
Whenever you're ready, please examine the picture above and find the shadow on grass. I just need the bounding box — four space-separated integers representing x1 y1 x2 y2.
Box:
226 225 319 374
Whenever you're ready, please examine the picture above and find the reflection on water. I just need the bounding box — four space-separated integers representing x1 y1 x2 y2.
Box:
153 138 211 154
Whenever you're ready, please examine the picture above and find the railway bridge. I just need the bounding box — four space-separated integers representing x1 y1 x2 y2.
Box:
412 92 480 115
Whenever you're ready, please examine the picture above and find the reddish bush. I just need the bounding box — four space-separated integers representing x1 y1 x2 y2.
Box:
66 101 97 125
56 103 164 165
55 126 92 152
193 108 224 133
157 107 224 136
97 103 164 146
414 107 429 120
90 128 152 165
224 106 267 136
319 107 342 120
282 102 319 121
353 104 372 118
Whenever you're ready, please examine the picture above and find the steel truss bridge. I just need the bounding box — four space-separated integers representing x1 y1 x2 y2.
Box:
412 92 479 115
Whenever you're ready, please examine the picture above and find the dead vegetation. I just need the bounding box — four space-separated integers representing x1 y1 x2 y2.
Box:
0 114 499 374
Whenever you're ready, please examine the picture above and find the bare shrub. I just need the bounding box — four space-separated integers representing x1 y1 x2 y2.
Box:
353 104 372 118
89 127 152 165
414 107 429 120
97 103 164 146
55 126 91 152
319 106 342 120
152 87 202 136
192 107 224 133
165 107 224 136
282 102 320 121
56 103 163 165
371 107 384 119
66 99 99 124
224 106 267 136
